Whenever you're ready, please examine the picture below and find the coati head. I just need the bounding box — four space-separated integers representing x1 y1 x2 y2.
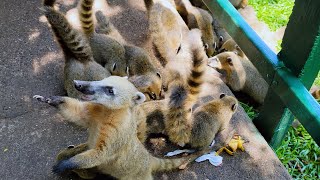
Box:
219 39 245 58
73 76 146 109
198 9 216 57
208 52 246 91
128 73 163 101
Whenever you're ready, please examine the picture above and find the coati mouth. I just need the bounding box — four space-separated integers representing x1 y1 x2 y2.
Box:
80 94 95 101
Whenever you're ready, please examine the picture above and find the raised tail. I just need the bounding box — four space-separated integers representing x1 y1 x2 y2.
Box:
79 0 95 36
165 29 206 146
42 1 92 62
95 11 112 34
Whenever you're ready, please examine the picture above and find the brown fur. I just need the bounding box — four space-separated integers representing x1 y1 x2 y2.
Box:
79 0 127 76
189 94 238 149
208 52 268 104
175 0 217 57
219 39 246 58
34 77 202 180
42 0 110 100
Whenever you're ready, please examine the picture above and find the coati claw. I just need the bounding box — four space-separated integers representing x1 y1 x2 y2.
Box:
52 159 78 174
33 95 46 102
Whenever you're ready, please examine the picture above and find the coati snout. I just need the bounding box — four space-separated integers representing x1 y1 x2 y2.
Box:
74 80 95 95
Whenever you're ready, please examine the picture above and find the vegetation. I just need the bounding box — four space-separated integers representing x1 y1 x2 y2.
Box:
246 0 320 179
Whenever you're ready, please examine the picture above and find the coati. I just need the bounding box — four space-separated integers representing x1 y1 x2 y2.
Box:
310 85 320 99
125 45 163 101
174 0 217 57
208 51 268 104
219 39 246 58
34 76 202 180
211 15 232 50
42 0 110 99
164 30 207 146
145 0 191 67
188 93 238 149
79 0 127 76
94 11 164 101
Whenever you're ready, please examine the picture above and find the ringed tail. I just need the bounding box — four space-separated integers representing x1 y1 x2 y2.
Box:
79 0 95 35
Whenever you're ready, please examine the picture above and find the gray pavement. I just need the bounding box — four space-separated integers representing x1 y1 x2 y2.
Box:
0 0 291 179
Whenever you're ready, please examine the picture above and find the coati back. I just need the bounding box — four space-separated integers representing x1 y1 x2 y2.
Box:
208 52 268 104
42 0 110 99
175 0 217 57
79 0 127 76
34 76 202 180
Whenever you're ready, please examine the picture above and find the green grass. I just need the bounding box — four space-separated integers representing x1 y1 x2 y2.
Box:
276 125 320 179
249 0 295 31
247 1 320 179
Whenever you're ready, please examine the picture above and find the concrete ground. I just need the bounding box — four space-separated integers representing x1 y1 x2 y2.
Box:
0 0 291 179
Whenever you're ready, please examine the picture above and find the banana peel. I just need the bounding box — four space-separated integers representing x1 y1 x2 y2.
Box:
216 134 245 156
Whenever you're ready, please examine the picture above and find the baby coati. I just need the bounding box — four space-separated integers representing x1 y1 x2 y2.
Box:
94 11 164 101
34 76 201 180
79 0 127 76
219 39 246 58
42 0 110 99
174 0 217 57
208 51 268 104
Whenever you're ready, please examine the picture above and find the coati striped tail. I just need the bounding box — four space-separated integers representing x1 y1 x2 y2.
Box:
79 0 94 35
151 156 186 172
42 6 92 61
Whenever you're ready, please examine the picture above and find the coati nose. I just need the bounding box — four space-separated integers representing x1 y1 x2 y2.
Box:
219 93 226 99
74 80 95 95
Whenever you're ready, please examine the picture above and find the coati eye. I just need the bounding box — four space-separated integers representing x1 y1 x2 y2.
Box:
231 103 237 111
219 93 226 99
219 36 223 42
112 63 117 71
104 86 115 95
235 45 240 50
162 85 168 92
227 57 233 66
177 44 181 54
204 43 209 50
156 72 161 78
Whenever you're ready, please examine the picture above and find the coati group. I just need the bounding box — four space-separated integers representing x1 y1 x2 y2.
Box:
33 0 276 179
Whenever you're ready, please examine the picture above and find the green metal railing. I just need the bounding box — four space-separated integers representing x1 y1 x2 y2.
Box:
203 0 320 148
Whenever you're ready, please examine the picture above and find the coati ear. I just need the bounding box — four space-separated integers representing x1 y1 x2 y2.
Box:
156 72 161 78
112 63 117 72
204 43 209 50
235 45 241 50
227 57 233 66
208 57 221 68
133 92 146 104
213 42 217 50
231 103 238 112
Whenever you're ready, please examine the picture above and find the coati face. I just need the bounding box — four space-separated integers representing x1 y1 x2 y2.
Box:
128 73 163 101
199 9 216 57
208 52 246 91
218 39 245 58
73 76 146 109
218 93 238 114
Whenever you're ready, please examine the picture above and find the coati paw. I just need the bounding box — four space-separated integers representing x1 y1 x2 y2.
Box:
52 159 79 174
34 95 65 107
